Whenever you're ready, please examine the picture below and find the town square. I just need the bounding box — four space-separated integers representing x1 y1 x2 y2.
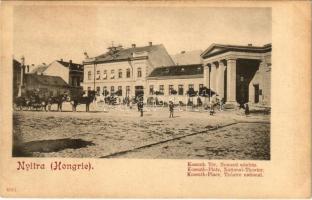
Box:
12 6 271 159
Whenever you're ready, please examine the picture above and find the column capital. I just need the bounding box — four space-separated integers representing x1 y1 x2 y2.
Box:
225 56 238 62
219 60 226 67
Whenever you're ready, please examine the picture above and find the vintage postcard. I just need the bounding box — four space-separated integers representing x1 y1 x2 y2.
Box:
0 0 311 198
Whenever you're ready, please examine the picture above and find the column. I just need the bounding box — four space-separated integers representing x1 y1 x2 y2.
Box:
226 59 237 103
203 65 209 88
217 61 226 99
210 63 217 92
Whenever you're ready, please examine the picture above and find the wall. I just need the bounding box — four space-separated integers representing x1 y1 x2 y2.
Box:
248 53 271 106
44 61 69 83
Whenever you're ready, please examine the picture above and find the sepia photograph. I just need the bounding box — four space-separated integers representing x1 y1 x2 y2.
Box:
12 6 271 159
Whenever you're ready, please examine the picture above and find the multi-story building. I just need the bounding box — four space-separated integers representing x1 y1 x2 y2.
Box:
82 43 271 107
82 42 175 100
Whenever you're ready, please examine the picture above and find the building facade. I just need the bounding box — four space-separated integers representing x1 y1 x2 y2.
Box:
82 43 271 107
82 43 175 100
146 64 205 104
37 59 84 87
23 74 69 97
201 43 271 107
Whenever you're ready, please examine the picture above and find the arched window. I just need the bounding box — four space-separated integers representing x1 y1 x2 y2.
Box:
137 67 142 78
88 71 91 80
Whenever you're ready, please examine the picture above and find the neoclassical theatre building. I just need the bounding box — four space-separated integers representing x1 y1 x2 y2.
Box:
82 42 271 107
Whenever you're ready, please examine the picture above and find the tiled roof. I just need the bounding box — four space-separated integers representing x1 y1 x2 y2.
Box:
147 64 203 80
57 60 83 71
25 74 69 87
13 59 21 67
85 44 175 68
30 65 48 74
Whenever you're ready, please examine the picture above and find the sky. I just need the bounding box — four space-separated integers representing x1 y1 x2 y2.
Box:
13 6 271 66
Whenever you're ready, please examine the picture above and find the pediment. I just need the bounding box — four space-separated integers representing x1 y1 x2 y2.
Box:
201 45 227 58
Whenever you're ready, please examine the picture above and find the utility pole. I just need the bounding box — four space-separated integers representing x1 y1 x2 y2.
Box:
93 58 97 91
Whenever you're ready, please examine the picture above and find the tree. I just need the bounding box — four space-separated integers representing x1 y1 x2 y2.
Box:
199 87 215 97
154 91 164 95
170 89 177 95
102 90 109 96
186 88 198 97
114 89 122 96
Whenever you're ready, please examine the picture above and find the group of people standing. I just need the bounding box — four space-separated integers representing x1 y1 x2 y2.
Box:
135 95 250 118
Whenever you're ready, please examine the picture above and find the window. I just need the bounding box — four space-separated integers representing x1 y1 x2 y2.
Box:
110 70 115 79
126 86 130 96
169 85 174 95
103 70 107 80
118 69 122 78
111 86 114 93
87 87 91 91
77 77 80 86
149 85 154 95
117 86 122 96
71 77 76 86
178 85 184 95
126 68 130 78
103 86 108 96
188 84 194 89
96 86 100 95
199 84 204 89
137 67 142 78
159 85 164 95
96 70 100 80
88 71 91 80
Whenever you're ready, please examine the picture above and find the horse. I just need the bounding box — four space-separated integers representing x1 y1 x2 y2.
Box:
47 94 68 112
14 96 29 111
70 91 96 112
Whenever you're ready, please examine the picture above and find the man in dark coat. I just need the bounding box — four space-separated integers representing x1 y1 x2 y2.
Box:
138 101 144 117
169 101 174 118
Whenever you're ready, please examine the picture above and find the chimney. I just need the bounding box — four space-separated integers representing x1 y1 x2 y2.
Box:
149 42 152 46
248 44 252 47
60 58 63 61
132 44 136 48
84 52 89 59
42 62 46 66
26 65 29 73
69 60 72 64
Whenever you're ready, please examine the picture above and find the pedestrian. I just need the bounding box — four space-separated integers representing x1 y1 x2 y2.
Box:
245 103 250 115
169 101 174 118
137 100 140 112
220 98 225 111
139 101 144 117
210 99 215 115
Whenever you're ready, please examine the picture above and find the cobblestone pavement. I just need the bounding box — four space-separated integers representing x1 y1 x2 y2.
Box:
13 103 270 159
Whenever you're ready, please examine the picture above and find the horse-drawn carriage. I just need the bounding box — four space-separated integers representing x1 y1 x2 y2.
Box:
14 89 68 111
